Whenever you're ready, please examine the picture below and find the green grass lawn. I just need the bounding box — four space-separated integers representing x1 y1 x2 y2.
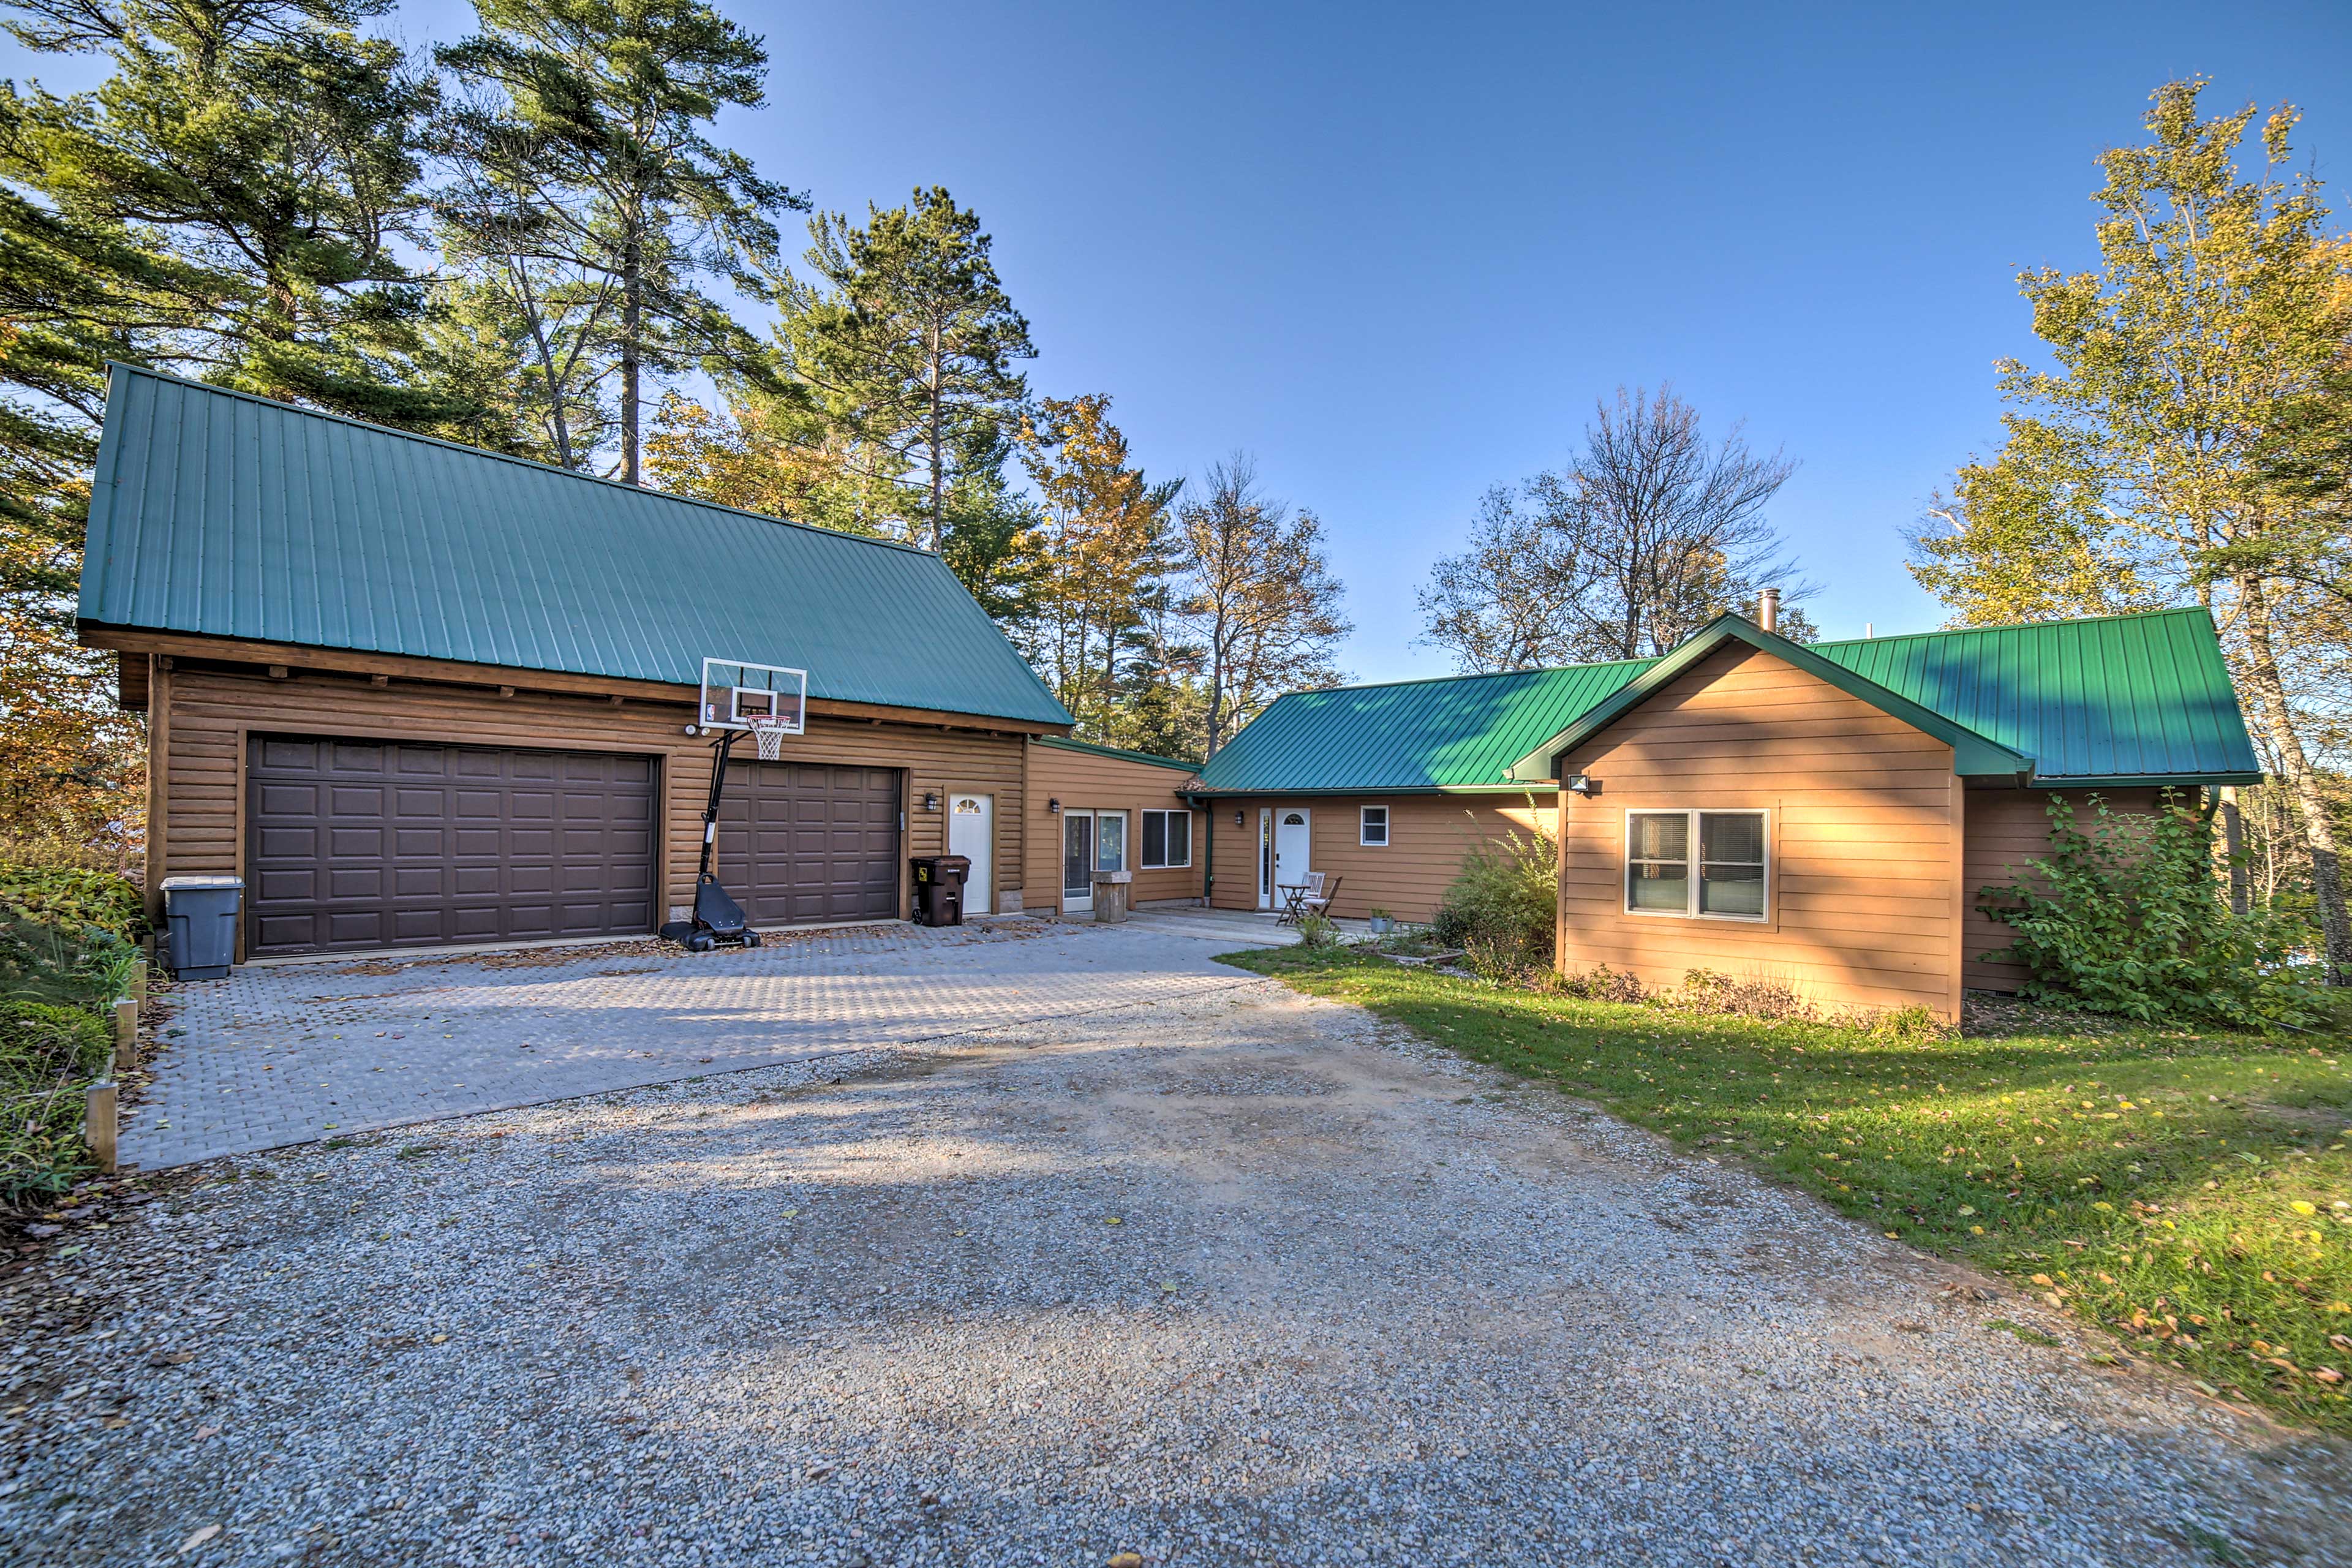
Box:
1223 944 2352 1434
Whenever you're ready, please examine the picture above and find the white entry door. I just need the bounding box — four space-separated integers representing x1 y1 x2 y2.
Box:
948 792 993 914
1273 808 1312 900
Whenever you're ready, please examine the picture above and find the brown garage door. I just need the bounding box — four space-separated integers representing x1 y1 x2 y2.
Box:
246 735 658 956
717 763 902 926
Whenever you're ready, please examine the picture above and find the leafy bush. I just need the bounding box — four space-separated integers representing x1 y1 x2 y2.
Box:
0 863 146 941
0 910 138 1012
1978 791 2324 1030
1431 818 1558 979
0 998 110 1202
1295 911 1341 949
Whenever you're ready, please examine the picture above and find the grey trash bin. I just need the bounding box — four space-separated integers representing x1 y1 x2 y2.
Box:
160 875 243 980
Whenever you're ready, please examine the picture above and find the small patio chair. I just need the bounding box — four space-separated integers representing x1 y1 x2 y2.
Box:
1277 869 1325 925
1300 875 1341 923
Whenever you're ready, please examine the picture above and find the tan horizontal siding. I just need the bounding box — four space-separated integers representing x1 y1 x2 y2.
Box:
152 655 1027 957
1555 643 1964 1022
1021 742 1204 913
1960 785 2163 992
1207 794 1556 924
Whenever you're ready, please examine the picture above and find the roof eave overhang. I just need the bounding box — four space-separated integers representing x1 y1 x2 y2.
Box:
1506 613 2036 783
80 622 1074 734
2021 771 2266 790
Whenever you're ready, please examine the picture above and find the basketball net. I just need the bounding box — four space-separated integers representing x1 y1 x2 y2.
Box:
746 715 789 761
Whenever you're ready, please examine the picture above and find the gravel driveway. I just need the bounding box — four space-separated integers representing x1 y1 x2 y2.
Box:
7 974 2346 1567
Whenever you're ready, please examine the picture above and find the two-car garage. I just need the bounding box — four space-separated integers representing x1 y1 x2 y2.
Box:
244 734 906 958
83 364 1071 959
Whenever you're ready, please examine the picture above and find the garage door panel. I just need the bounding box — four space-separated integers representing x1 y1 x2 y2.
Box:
718 761 902 927
247 734 658 957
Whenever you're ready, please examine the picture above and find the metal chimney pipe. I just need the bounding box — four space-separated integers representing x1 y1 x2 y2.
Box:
1758 587 1780 633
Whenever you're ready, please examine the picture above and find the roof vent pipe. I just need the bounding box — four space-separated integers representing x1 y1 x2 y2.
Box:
1757 587 1780 633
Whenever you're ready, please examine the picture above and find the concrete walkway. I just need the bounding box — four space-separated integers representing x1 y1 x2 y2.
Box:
128 914 1292 1170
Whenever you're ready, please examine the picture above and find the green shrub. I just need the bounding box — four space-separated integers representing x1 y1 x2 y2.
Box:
0 863 146 941
0 998 110 1202
0 910 138 1012
1431 816 1558 978
1295 911 1341 949
1978 790 2325 1030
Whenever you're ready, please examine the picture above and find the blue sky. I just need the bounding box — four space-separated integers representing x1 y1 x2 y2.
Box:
10 1 2351 680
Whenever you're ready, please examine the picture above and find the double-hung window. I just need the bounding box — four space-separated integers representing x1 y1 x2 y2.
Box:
1625 810 1768 921
1359 805 1390 846
1140 808 1192 870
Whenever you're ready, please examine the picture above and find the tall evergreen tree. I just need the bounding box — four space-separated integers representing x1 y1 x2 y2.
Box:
436 0 800 483
776 187 1034 551
0 0 448 849
0 0 443 417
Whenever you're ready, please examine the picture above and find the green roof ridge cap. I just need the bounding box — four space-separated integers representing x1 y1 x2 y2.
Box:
1507 614 2036 782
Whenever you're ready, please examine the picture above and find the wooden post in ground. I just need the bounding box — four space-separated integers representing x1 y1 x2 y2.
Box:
113 998 140 1074
85 1081 117 1174
129 956 148 1001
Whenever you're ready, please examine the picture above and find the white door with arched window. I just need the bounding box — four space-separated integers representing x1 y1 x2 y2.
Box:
1259 807 1311 908
949 793 993 914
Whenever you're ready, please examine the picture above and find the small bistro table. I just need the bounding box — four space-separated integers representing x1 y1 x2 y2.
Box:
1276 882 1313 925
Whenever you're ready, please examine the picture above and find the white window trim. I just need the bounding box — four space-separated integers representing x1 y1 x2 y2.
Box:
1623 808 1770 922
1359 804 1390 846
1140 807 1193 870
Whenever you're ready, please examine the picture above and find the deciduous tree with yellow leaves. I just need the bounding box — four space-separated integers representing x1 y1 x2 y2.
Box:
1910 79 2352 982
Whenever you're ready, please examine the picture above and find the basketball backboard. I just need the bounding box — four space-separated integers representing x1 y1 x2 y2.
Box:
696 658 807 736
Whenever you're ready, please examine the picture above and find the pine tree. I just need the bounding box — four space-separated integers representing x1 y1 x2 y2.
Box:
777 188 1034 551
0 0 446 417
436 0 801 483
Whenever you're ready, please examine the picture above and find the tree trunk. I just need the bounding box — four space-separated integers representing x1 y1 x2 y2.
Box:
2237 578 2350 982
927 320 944 551
1205 601 1229 758
2218 785 2248 916
619 225 643 486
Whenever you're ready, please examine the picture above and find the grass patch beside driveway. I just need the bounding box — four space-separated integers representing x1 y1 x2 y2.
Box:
1223 944 2352 1436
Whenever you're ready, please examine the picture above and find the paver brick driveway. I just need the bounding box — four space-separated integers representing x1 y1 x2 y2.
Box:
127 918 1270 1169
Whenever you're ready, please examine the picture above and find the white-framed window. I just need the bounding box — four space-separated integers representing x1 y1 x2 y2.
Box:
1359 804 1390 846
1625 809 1768 921
1140 808 1192 869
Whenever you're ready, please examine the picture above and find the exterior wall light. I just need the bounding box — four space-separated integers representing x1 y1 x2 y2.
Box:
1048 798 1061 813
1234 809 1245 826
922 791 940 812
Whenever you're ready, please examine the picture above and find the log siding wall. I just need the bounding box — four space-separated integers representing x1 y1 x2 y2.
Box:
1205 793 1556 923
1553 644 1965 1020
1019 744 1204 914
145 652 1027 957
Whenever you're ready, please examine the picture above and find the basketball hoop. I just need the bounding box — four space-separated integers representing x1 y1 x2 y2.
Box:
745 714 790 761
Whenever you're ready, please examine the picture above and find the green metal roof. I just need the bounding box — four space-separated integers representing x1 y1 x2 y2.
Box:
1032 735 1201 772
1806 608 2259 784
1194 606 2260 797
77 364 1075 728
1502 608 2258 786
1188 659 1656 794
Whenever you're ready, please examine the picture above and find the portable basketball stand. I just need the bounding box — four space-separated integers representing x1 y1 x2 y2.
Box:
661 658 808 954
